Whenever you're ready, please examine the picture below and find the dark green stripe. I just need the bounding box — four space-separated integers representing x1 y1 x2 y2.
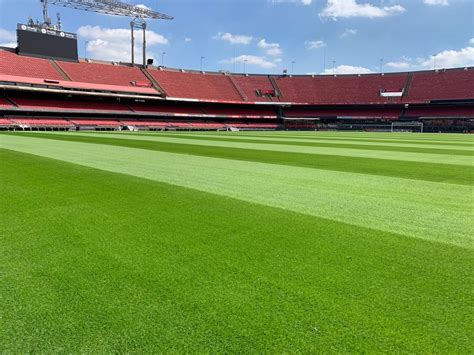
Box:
8 132 474 186
127 132 473 156
171 132 474 147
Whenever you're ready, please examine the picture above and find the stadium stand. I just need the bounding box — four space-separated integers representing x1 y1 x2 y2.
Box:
121 120 169 128
201 104 277 118
230 75 277 102
70 119 121 127
0 50 64 80
274 73 407 104
405 106 474 118
408 69 474 102
10 118 74 127
9 96 130 112
57 60 152 88
146 68 242 102
0 48 472 132
0 97 14 108
0 118 13 125
130 102 205 115
284 106 403 118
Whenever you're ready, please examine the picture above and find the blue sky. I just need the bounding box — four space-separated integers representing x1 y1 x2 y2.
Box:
0 0 473 74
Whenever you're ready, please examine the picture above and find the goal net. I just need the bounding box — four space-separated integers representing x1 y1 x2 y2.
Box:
391 122 424 133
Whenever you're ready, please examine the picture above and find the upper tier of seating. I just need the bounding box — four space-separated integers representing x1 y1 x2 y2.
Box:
0 50 64 80
231 75 276 102
409 69 474 102
0 49 472 105
147 69 242 102
275 74 407 104
57 60 152 88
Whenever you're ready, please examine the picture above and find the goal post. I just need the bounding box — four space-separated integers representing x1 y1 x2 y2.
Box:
391 121 424 133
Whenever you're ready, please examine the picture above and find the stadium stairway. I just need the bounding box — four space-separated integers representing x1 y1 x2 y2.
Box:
228 75 248 101
268 76 282 101
142 68 168 96
403 72 414 100
51 60 72 81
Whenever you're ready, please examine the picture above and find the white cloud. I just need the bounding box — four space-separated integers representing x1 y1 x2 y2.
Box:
0 29 15 42
214 32 253 45
420 46 474 68
384 44 474 71
386 61 411 69
220 55 277 69
0 28 17 48
340 28 357 38
469 38 474 45
306 40 326 50
423 0 449 5
321 64 373 74
258 39 282 56
0 42 16 48
184 37 192 43
78 25 168 64
135 4 151 10
320 0 405 19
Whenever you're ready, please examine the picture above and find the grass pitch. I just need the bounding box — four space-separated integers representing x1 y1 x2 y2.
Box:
1 131 473 352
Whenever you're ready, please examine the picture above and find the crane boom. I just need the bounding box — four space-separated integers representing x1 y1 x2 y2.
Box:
48 0 173 20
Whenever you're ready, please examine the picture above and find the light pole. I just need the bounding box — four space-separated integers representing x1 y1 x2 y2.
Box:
233 45 236 72
323 46 326 72
84 40 90 58
200 56 205 71
161 51 166 66
332 60 336 75
244 59 248 74
291 61 296 74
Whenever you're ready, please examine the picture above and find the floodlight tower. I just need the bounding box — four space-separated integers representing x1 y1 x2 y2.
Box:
43 0 174 66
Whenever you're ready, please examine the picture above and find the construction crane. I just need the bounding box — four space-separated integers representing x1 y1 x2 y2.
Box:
40 0 173 65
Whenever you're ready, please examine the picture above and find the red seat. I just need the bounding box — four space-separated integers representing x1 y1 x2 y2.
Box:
57 60 152 88
70 119 121 126
0 50 63 81
147 69 242 102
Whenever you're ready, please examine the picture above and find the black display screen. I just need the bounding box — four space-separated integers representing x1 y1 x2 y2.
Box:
17 25 78 62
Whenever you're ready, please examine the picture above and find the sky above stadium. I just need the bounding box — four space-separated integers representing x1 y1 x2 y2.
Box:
0 0 473 74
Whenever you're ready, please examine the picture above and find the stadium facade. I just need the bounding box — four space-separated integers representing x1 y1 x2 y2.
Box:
0 46 473 132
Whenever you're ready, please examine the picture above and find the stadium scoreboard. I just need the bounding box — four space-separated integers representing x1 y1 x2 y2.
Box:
16 24 78 62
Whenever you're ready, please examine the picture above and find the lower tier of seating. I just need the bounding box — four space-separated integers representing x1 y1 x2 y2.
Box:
0 118 280 130
10 97 130 112
10 118 74 126
405 106 474 117
284 107 403 118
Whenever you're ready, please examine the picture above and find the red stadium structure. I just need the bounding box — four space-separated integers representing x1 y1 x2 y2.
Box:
0 47 473 132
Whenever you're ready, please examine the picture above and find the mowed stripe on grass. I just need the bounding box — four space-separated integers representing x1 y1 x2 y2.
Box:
11 132 474 186
177 131 474 146
1 149 472 352
43 132 474 166
134 132 474 153
1 134 472 248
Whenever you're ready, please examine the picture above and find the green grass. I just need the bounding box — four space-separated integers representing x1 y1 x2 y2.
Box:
1 131 473 352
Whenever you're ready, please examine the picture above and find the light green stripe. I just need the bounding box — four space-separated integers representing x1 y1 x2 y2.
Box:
147 132 474 152
57 132 474 166
197 132 474 145
2 134 472 248
216 131 474 142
